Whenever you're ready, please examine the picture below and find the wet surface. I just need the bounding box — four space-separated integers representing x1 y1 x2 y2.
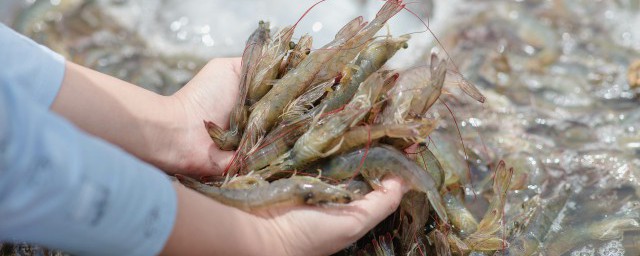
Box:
3 0 640 255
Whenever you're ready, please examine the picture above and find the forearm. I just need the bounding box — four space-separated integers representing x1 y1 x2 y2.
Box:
0 81 176 255
51 61 184 171
160 184 271 255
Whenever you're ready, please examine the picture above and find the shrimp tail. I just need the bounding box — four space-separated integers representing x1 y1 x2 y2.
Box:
427 191 450 224
459 78 486 103
204 120 240 150
376 0 405 22
335 16 365 40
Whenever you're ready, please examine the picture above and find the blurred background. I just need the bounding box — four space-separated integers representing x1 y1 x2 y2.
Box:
4 0 640 255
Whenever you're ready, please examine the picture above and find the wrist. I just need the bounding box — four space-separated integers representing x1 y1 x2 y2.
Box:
143 95 192 172
161 184 270 255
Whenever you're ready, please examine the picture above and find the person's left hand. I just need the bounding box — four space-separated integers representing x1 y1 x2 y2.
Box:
166 58 242 176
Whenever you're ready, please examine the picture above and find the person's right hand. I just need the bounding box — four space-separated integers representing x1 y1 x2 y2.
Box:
161 176 407 255
254 176 407 255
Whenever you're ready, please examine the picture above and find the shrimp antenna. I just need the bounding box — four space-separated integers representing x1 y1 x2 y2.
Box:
401 2 486 103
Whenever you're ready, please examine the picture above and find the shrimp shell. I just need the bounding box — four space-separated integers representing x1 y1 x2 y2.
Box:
176 175 358 211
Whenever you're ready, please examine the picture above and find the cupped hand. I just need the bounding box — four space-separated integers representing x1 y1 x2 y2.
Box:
169 58 241 176
253 177 407 256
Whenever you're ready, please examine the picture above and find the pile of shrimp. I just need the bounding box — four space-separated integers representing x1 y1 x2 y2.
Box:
174 1 505 255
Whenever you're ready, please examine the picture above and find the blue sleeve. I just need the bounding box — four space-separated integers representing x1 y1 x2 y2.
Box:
0 25 177 255
0 23 65 107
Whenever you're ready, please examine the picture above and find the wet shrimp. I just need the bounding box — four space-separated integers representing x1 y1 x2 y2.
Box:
242 1 404 152
247 25 295 105
262 91 372 176
327 119 437 156
310 0 405 85
176 175 358 211
505 187 570 255
443 192 478 238
220 172 268 190
206 21 270 150
412 143 445 190
279 34 313 77
319 146 449 223
238 15 366 155
464 161 513 251
256 71 392 178
379 52 447 125
308 35 410 118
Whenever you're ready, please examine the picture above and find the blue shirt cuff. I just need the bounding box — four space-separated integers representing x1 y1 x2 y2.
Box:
0 23 65 108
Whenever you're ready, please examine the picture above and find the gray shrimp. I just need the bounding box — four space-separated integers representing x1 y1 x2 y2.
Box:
319 146 449 223
176 175 358 211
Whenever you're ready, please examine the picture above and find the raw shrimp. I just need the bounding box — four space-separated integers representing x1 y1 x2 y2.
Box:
505 186 570 255
206 21 270 150
320 146 449 223
464 161 513 251
380 52 447 125
279 34 313 77
176 175 357 211
413 143 445 190
310 0 406 85
443 192 478 237
220 173 268 190
328 119 437 155
247 26 295 105
309 35 410 118
239 16 366 153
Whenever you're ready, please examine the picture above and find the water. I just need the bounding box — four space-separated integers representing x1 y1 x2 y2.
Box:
3 0 640 255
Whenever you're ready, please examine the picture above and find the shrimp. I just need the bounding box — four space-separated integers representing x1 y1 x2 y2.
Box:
241 80 334 173
505 186 570 255
280 80 333 124
327 119 437 155
308 35 410 117
256 70 392 178
284 69 395 167
628 59 640 89
220 172 268 190
262 91 372 176
279 34 313 77
413 143 445 190
443 192 478 238
176 174 357 211
243 120 306 172
242 1 404 151
380 52 447 125
399 190 431 254
247 25 295 105
541 217 640 255
430 229 453 256
464 161 512 251
239 16 366 154
206 21 270 150
310 0 405 85
319 146 449 223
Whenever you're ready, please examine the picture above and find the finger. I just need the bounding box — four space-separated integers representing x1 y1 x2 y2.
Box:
348 175 407 226
285 176 406 254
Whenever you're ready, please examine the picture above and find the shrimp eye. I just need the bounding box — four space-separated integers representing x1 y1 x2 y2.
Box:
343 195 352 202
304 192 315 203
402 42 409 49
305 48 311 55
289 41 296 50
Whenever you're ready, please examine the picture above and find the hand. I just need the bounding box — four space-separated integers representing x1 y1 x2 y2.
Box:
255 177 407 255
161 176 407 255
51 59 241 177
169 58 242 176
